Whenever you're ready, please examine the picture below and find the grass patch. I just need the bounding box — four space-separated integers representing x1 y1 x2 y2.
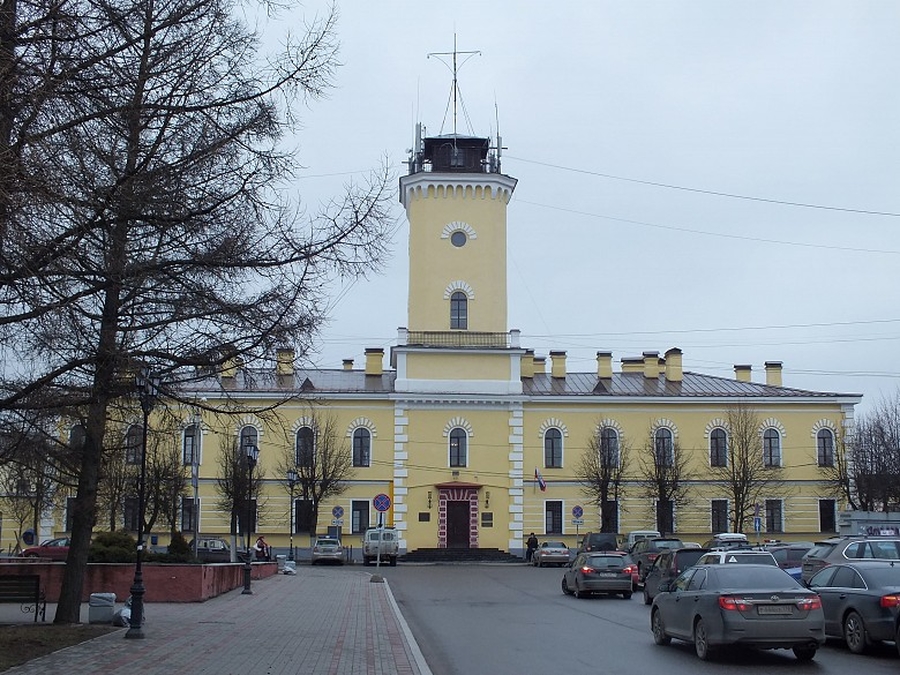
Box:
0 623 119 672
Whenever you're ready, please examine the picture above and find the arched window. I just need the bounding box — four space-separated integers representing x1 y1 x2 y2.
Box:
817 429 835 467
599 428 619 468
449 428 467 467
544 428 563 468
352 428 371 467
183 424 200 466
125 425 142 465
654 428 674 467
763 429 781 467
296 427 314 467
710 428 727 467
450 291 468 329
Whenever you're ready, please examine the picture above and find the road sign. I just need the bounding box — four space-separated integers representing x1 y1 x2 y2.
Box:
572 518 584 525
332 505 344 519
373 493 391 512
572 505 584 519
754 516 762 533
332 519 344 526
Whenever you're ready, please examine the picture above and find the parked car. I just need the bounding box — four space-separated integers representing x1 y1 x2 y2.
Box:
801 536 900 582
21 537 70 561
701 532 750 550
650 564 825 661
362 527 399 566
188 537 232 563
765 542 813 579
561 552 635 599
625 530 661 550
643 547 710 605
630 537 684 581
311 537 344 565
577 532 619 553
695 549 778 566
532 540 570 567
806 560 900 656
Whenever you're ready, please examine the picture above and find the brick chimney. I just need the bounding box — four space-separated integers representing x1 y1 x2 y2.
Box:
521 350 535 379
734 364 752 382
765 361 783 387
533 356 546 374
643 351 660 379
342 359 354 371
365 348 384 376
275 347 294 376
664 347 683 382
550 351 567 379
596 351 613 379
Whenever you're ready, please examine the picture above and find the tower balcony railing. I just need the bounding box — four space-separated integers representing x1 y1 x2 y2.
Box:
402 330 517 349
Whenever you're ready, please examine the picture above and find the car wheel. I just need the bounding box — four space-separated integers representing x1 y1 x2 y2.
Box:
389 557 397 567
574 583 589 599
622 591 632 600
651 608 671 646
694 618 712 661
844 610 867 654
792 645 817 662
561 577 573 595
643 585 652 605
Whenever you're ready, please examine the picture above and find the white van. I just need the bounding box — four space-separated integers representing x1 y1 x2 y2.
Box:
626 530 661 550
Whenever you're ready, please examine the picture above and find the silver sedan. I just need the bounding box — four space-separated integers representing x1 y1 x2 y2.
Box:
650 564 825 661
532 540 570 567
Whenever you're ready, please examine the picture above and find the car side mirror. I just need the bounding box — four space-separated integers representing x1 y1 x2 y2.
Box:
657 581 671 593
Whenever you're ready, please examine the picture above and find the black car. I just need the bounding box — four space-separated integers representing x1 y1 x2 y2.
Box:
630 537 684 581
643 547 710 604
806 560 900 656
188 537 232 563
577 532 619 553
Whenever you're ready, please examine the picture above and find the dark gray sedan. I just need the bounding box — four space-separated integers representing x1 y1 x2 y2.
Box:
806 560 900 656
561 552 635 599
650 564 825 661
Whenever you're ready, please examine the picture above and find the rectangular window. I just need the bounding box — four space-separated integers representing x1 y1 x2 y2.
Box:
481 512 493 528
544 501 563 535
296 499 313 534
181 497 197 533
124 497 140 532
351 500 369 534
711 499 729 533
183 425 199 466
765 499 783 534
601 499 618 533
819 499 836 533
656 499 674 534
65 496 77 532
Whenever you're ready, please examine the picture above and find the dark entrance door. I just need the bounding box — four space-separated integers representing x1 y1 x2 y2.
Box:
446 501 470 548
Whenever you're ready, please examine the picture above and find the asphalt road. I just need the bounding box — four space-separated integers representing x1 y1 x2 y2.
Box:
377 563 899 675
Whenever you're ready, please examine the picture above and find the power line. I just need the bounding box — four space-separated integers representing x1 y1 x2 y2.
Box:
506 156 900 218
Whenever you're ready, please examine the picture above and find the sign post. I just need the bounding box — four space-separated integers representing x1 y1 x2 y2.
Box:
373 493 391 571
572 505 584 539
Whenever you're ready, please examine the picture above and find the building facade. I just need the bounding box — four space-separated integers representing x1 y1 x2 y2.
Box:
1 125 861 558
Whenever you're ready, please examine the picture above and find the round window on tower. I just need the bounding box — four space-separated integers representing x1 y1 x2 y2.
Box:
450 230 467 247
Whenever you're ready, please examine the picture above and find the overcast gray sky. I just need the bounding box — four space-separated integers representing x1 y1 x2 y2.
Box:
279 1 899 415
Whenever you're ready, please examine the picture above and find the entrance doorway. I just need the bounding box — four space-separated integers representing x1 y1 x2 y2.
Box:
446 501 470 549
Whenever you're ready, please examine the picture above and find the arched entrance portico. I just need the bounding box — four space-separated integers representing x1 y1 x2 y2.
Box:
435 482 481 549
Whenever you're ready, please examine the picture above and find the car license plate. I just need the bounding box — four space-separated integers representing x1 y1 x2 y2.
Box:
757 605 792 615
597 572 616 577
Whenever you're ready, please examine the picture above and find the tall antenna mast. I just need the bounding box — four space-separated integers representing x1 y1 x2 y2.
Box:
428 34 480 135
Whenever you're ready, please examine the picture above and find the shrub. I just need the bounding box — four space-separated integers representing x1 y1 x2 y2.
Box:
168 531 192 556
89 531 137 563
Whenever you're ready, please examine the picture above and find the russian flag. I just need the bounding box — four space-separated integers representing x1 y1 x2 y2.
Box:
535 468 547 492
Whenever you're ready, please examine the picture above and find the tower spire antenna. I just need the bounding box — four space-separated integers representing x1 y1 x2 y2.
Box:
428 34 480 136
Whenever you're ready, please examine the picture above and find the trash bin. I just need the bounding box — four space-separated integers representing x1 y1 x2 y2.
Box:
89 592 116 624
276 554 286 571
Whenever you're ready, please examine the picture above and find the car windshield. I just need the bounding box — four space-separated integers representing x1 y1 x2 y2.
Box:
544 541 566 548
806 543 836 559
723 553 776 564
675 550 707 570
655 539 683 550
316 539 339 546
713 565 798 589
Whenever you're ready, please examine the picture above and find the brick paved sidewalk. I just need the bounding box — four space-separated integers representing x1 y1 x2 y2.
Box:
3 568 430 675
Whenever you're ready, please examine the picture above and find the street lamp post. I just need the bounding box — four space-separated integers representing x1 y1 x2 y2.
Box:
126 367 161 639
286 470 298 561
242 441 259 595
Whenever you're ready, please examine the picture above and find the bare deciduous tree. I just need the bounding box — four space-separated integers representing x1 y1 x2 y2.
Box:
576 425 629 533
214 434 265 560
1 0 394 622
711 403 786 533
846 393 900 511
637 426 693 536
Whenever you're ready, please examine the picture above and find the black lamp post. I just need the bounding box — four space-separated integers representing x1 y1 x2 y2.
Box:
286 470 298 561
126 367 160 639
242 440 259 595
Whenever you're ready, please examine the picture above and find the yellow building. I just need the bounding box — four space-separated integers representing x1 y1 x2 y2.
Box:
1 125 862 560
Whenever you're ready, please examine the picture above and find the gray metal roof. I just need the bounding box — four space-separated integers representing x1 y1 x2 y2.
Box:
181 368 858 400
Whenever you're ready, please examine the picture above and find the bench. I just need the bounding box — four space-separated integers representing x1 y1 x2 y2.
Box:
0 575 47 622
